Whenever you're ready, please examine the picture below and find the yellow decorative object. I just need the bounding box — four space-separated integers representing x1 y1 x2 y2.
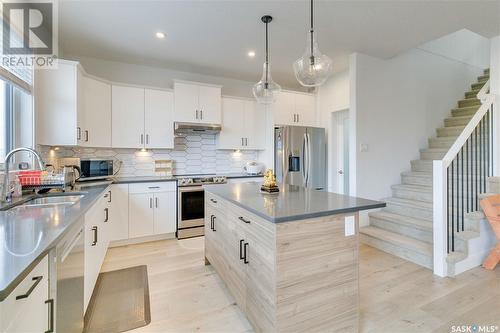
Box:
261 169 279 193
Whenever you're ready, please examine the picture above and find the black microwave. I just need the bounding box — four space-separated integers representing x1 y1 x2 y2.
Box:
79 159 113 181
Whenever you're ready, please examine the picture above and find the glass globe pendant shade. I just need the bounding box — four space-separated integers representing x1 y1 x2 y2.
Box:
293 31 333 87
253 63 281 104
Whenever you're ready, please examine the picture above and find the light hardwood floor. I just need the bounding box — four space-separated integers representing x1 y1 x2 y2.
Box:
101 238 500 333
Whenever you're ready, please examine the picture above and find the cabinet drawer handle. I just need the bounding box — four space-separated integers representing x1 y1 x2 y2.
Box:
104 208 109 223
141 134 144 144
243 242 249 264
196 110 199 119
85 130 89 142
238 216 250 224
200 110 203 120
91 226 98 246
210 198 217 204
297 114 299 122
45 298 54 333
210 215 214 230
148 186 160 189
108 190 112 203
155 197 158 208
16 276 43 300
77 127 81 140
239 239 244 260
146 134 149 145
212 216 216 232
150 197 153 208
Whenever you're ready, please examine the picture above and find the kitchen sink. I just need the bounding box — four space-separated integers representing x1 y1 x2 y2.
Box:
7 194 85 210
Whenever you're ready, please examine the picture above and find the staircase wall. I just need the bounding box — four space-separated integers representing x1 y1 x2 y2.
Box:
351 50 483 226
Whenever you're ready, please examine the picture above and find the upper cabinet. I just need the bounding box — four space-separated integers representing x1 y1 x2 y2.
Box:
112 86 174 149
217 97 265 150
273 91 316 127
35 61 112 147
81 76 112 147
174 81 221 124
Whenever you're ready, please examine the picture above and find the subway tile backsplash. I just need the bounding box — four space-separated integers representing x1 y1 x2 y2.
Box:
39 133 259 176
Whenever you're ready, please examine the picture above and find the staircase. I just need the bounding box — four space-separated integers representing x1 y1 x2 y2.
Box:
360 68 490 269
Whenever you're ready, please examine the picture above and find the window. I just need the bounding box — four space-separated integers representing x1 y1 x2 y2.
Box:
0 78 34 168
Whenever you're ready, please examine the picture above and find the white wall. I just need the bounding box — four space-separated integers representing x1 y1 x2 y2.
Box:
351 50 482 225
418 29 490 69
317 71 350 191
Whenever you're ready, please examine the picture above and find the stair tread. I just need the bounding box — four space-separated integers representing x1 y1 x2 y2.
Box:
370 211 432 230
392 184 432 192
456 230 480 241
360 226 433 255
384 196 433 210
447 114 474 120
446 251 467 263
451 106 479 112
465 211 485 220
401 171 432 177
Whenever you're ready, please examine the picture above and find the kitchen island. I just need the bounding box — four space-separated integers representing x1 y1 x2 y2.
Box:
203 183 385 333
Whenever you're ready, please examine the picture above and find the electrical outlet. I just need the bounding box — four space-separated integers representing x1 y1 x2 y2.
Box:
345 215 355 236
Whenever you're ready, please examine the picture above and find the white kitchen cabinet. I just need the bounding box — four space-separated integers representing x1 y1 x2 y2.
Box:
129 193 155 238
0 256 50 333
145 89 174 149
35 60 84 146
128 182 177 239
174 81 221 124
273 90 316 127
81 76 112 147
84 189 111 311
112 85 145 149
153 191 177 234
218 97 265 150
108 184 129 241
112 86 174 149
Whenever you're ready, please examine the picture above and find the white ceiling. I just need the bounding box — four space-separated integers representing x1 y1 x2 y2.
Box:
59 0 500 89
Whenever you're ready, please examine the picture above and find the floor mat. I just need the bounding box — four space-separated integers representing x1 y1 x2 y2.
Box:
84 265 151 333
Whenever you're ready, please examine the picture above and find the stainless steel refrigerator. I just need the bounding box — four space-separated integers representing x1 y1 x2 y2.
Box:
274 125 326 190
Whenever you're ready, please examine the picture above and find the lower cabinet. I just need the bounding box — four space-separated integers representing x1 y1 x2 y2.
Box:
205 194 276 332
108 184 129 241
84 188 112 312
128 182 177 239
0 256 51 333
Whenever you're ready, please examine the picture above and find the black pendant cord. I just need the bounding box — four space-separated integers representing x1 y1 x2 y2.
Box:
310 0 315 64
265 20 269 85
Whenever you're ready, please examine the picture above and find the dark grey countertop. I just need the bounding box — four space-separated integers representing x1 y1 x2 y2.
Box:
0 185 110 301
204 183 385 223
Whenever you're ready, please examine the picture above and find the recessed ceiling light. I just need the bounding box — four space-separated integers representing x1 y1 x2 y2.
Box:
247 51 256 58
155 31 165 39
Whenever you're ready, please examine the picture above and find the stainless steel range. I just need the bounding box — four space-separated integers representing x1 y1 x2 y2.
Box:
177 176 226 239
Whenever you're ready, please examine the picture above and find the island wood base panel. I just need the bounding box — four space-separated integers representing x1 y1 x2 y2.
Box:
204 193 359 333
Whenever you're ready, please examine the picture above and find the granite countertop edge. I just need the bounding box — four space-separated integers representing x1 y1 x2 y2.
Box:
0 185 111 301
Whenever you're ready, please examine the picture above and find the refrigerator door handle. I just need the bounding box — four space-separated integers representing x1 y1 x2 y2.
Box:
306 132 312 187
302 133 307 186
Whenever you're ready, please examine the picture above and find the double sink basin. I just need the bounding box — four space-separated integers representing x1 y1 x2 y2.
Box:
1 193 86 211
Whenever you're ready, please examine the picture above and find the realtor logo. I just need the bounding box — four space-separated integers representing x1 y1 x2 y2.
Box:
1 0 57 68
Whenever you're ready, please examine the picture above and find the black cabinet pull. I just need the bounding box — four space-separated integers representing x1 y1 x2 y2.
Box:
210 215 214 230
239 240 244 260
212 216 216 232
243 242 249 264
104 208 109 222
16 276 43 300
45 298 54 333
108 190 112 203
238 216 250 224
91 226 98 246
210 198 217 204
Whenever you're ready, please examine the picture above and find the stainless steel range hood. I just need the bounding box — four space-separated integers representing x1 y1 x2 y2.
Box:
174 122 222 134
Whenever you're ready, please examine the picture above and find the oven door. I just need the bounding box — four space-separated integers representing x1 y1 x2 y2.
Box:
178 186 205 229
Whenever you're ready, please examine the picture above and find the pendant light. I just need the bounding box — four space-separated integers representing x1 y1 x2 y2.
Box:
293 0 333 87
253 15 281 104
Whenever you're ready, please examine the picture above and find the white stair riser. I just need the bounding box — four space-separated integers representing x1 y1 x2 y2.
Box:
429 138 456 149
452 108 479 117
384 204 433 221
360 234 433 269
392 188 433 202
445 117 473 127
420 150 446 160
457 99 480 108
370 216 433 243
411 160 433 172
402 174 432 186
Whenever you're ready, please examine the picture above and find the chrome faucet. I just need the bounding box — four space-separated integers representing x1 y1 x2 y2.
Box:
2 147 45 202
